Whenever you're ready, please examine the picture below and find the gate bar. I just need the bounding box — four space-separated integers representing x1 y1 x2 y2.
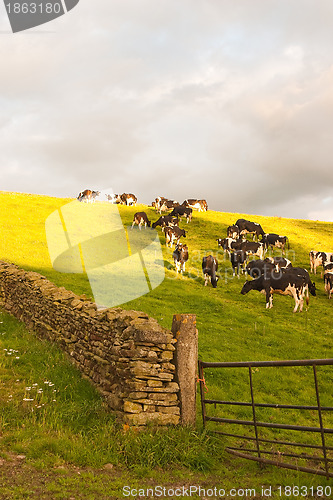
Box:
213 430 333 451
202 399 333 411
205 415 333 433
313 365 330 478
198 359 207 427
227 448 333 479
249 366 261 459
200 358 333 368
227 447 333 463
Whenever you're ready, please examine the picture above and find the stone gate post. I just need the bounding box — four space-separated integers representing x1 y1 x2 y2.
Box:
172 314 198 426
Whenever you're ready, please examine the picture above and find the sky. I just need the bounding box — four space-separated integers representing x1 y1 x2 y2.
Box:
1 0 333 221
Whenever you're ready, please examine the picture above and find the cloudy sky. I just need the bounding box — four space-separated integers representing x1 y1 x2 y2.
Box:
1 0 333 220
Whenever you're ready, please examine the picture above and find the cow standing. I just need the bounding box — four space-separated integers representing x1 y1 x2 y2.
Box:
262 233 289 255
131 212 151 229
264 256 292 271
309 251 333 275
324 271 333 299
173 244 189 274
241 269 311 312
152 215 179 229
120 193 137 205
164 226 186 248
169 206 193 223
230 250 247 277
202 255 219 287
227 225 240 239
235 219 265 241
182 199 208 212
77 189 100 203
246 259 275 279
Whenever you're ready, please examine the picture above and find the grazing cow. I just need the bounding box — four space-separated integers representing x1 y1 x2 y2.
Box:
164 226 186 248
235 219 265 240
202 255 219 287
105 193 121 203
264 256 292 271
324 271 333 299
246 259 275 279
131 212 151 229
183 199 208 212
240 240 265 260
153 196 168 211
262 233 289 254
77 189 92 202
230 250 247 277
119 193 137 206
158 199 180 213
169 206 193 223
240 271 308 312
309 251 333 275
227 225 240 239
77 189 100 203
152 215 179 229
173 244 189 274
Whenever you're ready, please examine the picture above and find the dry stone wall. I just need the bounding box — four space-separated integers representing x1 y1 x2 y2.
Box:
0 261 180 426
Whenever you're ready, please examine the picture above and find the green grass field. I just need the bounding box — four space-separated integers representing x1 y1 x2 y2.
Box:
1 190 333 498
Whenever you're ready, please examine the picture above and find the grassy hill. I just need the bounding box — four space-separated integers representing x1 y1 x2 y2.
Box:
1 191 333 497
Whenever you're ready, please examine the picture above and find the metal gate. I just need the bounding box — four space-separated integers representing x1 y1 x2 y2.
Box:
198 358 333 478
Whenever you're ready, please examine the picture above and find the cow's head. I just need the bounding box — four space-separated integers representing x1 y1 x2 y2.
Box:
309 281 316 296
240 280 255 294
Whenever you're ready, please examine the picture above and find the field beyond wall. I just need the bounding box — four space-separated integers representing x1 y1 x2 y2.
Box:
0 191 332 498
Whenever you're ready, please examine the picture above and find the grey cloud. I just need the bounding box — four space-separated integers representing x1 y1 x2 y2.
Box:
1 1 333 219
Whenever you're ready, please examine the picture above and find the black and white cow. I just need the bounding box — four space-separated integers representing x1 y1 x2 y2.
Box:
245 259 275 279
281 267 316 305
164 226 186 247
182 199 208 212
173 244 189 274
230 250 247 277
240 240 265 260
131 212 151 229
323 262 333 273
202 255 219 287
227 225 240 239
217 237 244 255
240 271 308 312
264 256 292 271
235 219 265 240
77 189 100 203
120 193 137 206
262 233 289 254
324 271 333 299
151 215 179 229
158 199 180 213
105 193 120 203
309 251 333 275
152 196 168 211
169 206 193 223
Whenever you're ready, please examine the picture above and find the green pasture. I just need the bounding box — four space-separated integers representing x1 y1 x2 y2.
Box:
0 190 333 497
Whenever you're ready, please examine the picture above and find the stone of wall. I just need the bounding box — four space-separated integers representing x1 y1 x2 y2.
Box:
0 261 180 426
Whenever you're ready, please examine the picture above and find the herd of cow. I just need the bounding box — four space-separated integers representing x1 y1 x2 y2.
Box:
77 189 137 205
76 190 332 313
